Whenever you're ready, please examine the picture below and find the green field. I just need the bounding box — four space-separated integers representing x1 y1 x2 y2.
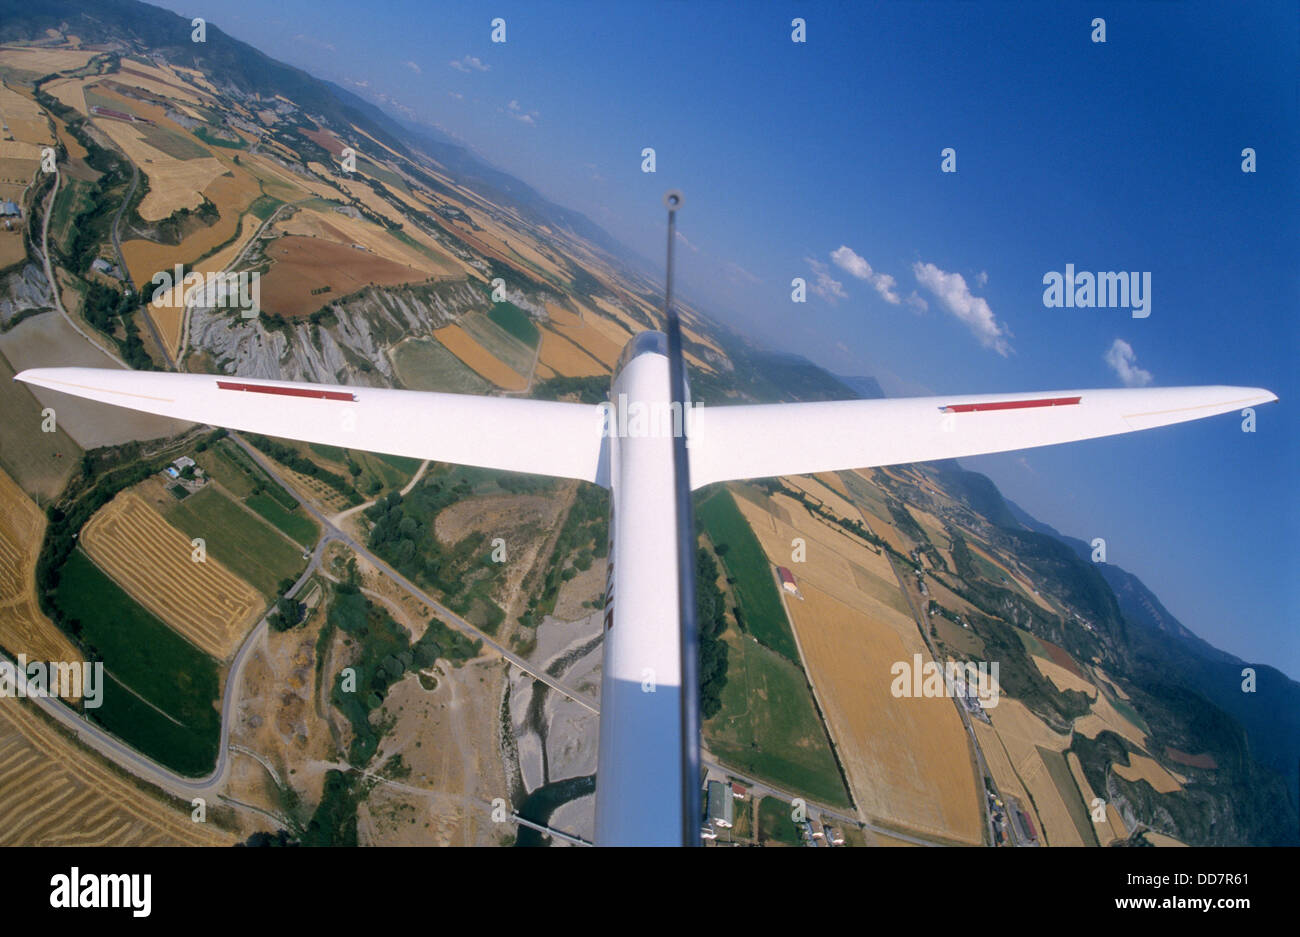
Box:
246 493 318 545
53 549 220 776
705 629 850 808
390 337 491 394
695 486 799 660
487 302 539 347
757 796 803 845
160 486 304 595
191 125 247 149
248 194 283 220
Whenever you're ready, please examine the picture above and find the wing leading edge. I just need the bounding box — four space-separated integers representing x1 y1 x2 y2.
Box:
688 385 1277 489
15 367 609 485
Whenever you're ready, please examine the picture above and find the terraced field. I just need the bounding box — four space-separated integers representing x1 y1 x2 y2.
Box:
81 490 263 659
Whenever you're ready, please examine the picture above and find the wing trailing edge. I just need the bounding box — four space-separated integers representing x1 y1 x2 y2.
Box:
687 385 1277 489
15 367 609 485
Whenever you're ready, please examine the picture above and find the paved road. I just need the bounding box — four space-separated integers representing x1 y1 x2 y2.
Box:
38 168 127 368
700 752 945 847
228 433 598 714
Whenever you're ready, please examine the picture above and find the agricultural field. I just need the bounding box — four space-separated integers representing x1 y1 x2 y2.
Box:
1068 750 1127 844
0 467 81 668
80 490 264 659
538 327 606 378
0 313 191 449
985 698 1079 846
0 699 234 846
457 309 537 375
695 486 799 660
152 482 305 597
1113 752 1184 794
1037 744 1099 845
704 621 849 809
432 323 528 390
784 581 983 843
258 235 433 317
52 549 221 776
390 336 491 394
0 351 81 502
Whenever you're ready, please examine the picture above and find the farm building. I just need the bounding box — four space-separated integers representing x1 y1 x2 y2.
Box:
776 566 798 594
0 200 19 217
731 782 747 800
706 780 733 829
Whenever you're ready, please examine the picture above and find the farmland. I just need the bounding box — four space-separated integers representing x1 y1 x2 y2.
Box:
0 352 81 502
80 490 264 659
433 323 528 390
51 549 221 777
0 698 233 846
390 337 491 394
695 486 798 660
0 467 81 669
258 235 434 317
705 625 849 808
155 483 304 597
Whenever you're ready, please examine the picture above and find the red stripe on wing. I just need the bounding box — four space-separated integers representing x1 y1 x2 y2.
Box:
941 395 1081 414
216 380 356 402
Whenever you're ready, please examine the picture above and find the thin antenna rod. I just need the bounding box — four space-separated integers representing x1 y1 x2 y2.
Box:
662 190 701 847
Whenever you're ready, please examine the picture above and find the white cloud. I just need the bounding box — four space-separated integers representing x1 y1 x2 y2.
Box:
449 55 490 73
830 245 901 303
1104 338 1153 387
976 270 988 288
830 245 873 280
805 258 847 303
912 261 1011 355
404 60 421 74
905 291 928 313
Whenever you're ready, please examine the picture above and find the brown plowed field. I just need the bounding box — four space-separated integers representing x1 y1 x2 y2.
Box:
259 235 431 317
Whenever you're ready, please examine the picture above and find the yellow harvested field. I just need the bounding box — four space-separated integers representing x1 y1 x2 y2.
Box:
80 491 263 659
1143 831 1187 847
986 698 1079 845
42 77 88 116
972 718 1033 817
1068 751 1125 845
433 324 528 390
0 47 97 75
121 165 260 287
0 140 43 160
783 474 863 523
732 491 909 630
94 118 225 220
144 212 260 356
1074 690 1149 751
544 303 623 367
1031 655 1096 697
0 467 81 674
0 82 53 144
0 233 24 267
0 698 234 845
276 204 452 275
111 66 206 105
538 328 606 377
1114 753 1183 794
787 582 984 844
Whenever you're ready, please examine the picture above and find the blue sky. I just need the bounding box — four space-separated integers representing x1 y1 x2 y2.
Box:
159 1 1297 676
